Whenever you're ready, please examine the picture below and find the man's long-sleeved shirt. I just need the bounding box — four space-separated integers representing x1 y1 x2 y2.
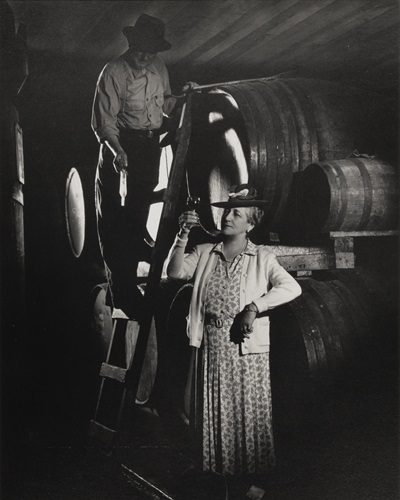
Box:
91 51 175 143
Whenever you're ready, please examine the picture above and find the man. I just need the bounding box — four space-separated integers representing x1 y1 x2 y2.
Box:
91 13 177 320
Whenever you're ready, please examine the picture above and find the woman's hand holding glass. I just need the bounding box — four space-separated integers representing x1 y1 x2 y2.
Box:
178 210 200 237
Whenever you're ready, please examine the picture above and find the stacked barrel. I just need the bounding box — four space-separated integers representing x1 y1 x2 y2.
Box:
298 157 397 235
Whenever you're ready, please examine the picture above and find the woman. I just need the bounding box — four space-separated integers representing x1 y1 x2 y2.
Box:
166 185 301 497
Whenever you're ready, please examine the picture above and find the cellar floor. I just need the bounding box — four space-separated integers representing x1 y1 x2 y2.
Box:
3 362 398 500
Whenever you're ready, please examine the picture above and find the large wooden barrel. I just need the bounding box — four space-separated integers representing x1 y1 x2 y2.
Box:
318 266 398 359
298 158 398 232
270 271 393 426
272 277 369 381
317 267 397 316
187 78 385 235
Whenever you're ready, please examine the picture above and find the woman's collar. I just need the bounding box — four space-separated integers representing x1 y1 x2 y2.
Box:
211 239 257 256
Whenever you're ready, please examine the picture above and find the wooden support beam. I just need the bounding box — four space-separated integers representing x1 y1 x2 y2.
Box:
296 270 312 277
332 237 355 269
329 230 398 238
272 245 336 272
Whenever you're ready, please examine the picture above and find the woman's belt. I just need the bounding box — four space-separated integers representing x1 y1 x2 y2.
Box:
205 314 234 329
208 318 224 329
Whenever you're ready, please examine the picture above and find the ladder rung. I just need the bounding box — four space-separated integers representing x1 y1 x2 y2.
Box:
99 362 127 383
88 420 117 446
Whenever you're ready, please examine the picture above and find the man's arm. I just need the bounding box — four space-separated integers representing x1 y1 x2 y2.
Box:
91 64 128 171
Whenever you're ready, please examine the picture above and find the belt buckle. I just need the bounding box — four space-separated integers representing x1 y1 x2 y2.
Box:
215 318 223 328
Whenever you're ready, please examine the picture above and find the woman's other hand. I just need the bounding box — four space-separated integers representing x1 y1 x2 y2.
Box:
240 310 257 338
178 210 200 237
230 307 257 344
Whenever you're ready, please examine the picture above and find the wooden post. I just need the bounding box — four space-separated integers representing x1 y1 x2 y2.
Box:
332 236 355 269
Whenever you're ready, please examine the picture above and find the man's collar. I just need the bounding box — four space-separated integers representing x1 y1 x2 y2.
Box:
122 51 158 77
211 240 257 256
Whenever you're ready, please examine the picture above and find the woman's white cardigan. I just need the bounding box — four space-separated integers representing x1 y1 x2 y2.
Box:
167 235 302 354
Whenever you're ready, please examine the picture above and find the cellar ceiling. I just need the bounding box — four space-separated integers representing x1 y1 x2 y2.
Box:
8 0 399 92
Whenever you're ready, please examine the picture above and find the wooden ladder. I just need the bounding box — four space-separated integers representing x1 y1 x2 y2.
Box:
88 310 133 447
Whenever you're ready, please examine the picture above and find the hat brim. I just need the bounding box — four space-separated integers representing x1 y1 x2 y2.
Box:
123 26 171 52
211 200 268 208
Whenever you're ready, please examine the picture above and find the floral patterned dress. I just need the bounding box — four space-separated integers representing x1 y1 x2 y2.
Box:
202 246 275 475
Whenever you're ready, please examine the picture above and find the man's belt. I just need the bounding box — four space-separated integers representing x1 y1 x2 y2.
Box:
128 129 160 139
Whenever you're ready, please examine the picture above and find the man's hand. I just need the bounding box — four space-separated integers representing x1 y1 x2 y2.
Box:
105 137 128 173
113 150 128 173
182 81 198 93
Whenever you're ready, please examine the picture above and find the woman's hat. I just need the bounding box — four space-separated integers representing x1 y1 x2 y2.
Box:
211 184 268 208
123 14 171 52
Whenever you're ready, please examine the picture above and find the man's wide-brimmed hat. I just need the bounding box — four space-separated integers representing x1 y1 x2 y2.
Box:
211 184 268 208
123 14 171 52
